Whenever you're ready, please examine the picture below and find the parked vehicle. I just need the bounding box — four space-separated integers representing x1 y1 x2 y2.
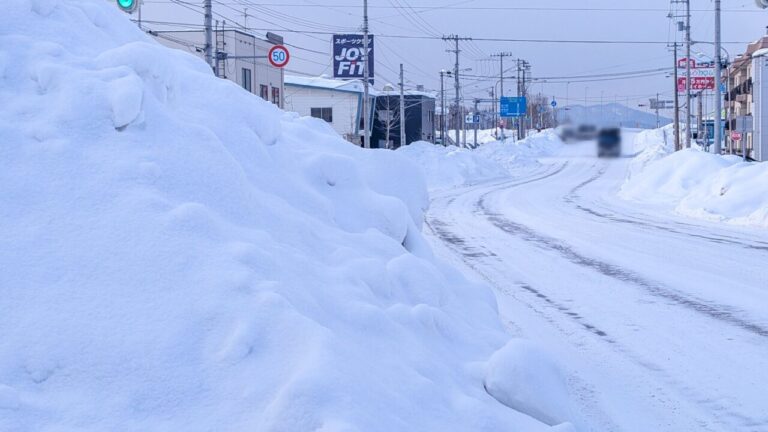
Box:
597 128 622 158
556 125 577 143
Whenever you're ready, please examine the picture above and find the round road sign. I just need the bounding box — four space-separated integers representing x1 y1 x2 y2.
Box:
551 100 557 108
731 131 742 141
268 45 290 68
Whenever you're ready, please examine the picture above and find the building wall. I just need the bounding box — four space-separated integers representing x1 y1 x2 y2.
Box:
283 85 362 144
371 94 436 148
152 30 284 109
753 54 768 161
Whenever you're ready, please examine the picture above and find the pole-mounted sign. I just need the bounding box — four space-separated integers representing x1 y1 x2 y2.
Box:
116 0 139 13
332 34 375 84
268 45 290 68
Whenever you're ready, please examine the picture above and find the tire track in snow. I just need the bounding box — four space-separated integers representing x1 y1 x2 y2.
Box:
563 164 768 252
478 188 768 339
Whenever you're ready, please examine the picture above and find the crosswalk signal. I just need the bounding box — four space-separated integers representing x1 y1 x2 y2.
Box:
116 0 139 13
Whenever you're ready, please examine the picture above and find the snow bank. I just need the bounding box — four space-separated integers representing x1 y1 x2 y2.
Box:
621 130 768 228
0 1 570 431
396 141 509 190
484 340 582 429
477 130 563 172
398 131 562 190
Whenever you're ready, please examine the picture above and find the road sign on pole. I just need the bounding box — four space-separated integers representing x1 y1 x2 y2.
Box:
551 99 557 108
731 131 742 141
268 45 290 68
500 96 526 117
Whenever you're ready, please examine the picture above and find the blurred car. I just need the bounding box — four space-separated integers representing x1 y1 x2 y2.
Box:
575 124 598 141
556 125 576 143
597 128 622 158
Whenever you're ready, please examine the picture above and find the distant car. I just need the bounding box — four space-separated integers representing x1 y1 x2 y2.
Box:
575 124 598 141
556 125 576 143
597 128 622 158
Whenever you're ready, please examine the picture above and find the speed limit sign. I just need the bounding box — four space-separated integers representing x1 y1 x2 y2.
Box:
268 45 290 68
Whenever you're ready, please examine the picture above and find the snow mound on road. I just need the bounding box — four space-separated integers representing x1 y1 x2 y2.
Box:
396 141 509 190
484 340 583 430
398 131 562 190
621 131 768 228
0 1 565 431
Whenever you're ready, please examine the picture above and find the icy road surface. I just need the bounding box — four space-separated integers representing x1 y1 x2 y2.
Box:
425 133 768 432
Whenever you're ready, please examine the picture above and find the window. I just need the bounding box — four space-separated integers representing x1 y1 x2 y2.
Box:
272 87 281 106
310 107 333 123
241 68 252 92
260 85 269 100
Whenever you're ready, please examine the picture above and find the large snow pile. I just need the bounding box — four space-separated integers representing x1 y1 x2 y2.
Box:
396 141 509 190
476 130 563 172
0 1 577 431
621 130 768 228
398 131 562 190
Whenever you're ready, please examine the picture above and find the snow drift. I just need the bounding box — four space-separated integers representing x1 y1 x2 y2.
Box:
0 1 574 431
621 128 768 228
397 131 562 190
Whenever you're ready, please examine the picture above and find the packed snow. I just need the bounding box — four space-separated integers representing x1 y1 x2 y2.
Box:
621 128 768 228
0 1 580 431
398 131 563 190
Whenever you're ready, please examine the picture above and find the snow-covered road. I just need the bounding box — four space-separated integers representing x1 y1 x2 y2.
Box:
425 135 768 432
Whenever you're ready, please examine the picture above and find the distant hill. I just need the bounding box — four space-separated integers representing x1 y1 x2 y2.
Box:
556 103 671 129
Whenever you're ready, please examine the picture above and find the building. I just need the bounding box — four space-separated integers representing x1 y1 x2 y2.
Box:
151 29 284 109
283 75 375 146
371 87 436 149
726 33 768 160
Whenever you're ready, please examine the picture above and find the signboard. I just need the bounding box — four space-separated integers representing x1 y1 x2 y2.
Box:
731 131 742 141
332 34 375 84
735 115 753 132
268 45 290 68
500 96 527 117
465 114 481 124
650 99 674 109
551 99 557 108
677 57 716 92
677 76 715 92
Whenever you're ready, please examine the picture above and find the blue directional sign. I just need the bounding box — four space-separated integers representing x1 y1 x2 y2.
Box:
500 96 527 117
551 99 557 108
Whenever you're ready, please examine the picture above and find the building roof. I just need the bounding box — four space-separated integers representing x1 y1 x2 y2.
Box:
377 89 437 99
284 75 379 95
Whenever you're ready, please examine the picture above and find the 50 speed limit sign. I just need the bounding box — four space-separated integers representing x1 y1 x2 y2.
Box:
268 45 290 68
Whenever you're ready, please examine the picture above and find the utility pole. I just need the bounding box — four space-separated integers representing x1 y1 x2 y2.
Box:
443 35 471 147
399 63 406 148
713 0 723 154
685 0 692 148
697 91 704 145
439 70 446 145
672 42 681 150
204 0 213 70
520 60 529 139
656 92 661 128
362 0 371 148
473 99 479 147
492 52 513 140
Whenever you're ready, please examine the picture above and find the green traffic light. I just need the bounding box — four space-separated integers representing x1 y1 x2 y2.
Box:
116 0 137 12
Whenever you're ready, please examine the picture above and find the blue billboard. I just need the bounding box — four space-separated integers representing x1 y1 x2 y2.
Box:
333 34 375 84
500 97 526 117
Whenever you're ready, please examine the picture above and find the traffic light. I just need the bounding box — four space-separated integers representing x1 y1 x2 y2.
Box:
116 0 139 13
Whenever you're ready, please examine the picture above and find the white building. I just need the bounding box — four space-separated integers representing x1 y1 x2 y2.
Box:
283 75 376 145
151 29 284 109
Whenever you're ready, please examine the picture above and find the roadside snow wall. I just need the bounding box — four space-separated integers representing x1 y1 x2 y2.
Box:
621 129 768 228
0 1 570 431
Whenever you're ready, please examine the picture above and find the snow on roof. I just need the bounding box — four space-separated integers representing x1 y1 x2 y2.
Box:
284 75 380 95
752 48 768 58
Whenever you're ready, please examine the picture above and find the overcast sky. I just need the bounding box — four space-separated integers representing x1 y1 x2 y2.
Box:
139 0 768 113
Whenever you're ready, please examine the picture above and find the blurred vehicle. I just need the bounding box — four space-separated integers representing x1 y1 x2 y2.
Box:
556 125 576 143
597 128 622 158
575 124 598 141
